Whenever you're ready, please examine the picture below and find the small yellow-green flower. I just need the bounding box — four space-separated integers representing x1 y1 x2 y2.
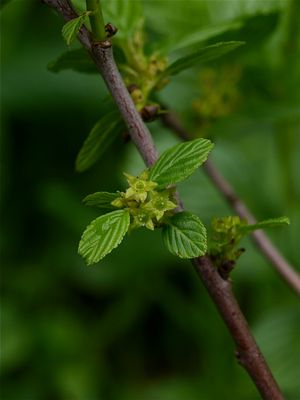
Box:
130 207 155 230
110 170 177 231
145 191 177 221
123 171 157 202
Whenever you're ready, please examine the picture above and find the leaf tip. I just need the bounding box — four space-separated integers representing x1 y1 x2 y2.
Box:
75 157 86 173
281 216 290 225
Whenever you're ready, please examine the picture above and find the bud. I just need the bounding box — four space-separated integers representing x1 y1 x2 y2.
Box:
141 105 159 122
105 23 118 38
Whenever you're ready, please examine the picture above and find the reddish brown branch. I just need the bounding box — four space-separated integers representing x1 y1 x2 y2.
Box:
43 1 284 398
193 257 283 399
162 111 300 296
90 44 158 166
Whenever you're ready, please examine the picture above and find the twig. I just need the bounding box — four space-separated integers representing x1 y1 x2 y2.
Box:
162 111 300 296
43 0 157 167
192 257 283 399
90 44 158 166
43 1 284 398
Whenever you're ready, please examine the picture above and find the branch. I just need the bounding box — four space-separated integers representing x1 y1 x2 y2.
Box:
193 257 283 399
162 112 300 297
43 0 157 166
43 1 284 398
89 44 158 166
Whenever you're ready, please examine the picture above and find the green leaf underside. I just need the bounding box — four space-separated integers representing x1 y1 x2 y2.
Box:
48 48 97 74
76 110 124 172
149 138 213 188
165 41 245 76
240 217 290 234
62 14 88 46
83 191 119 211
79 210 130 265
163 212 207 259
168 21 242 52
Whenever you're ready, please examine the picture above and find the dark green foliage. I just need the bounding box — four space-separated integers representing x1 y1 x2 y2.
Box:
83 191 119 211
48 48 98 74
1 0 300 399
165 41 245 76
76 110 124 172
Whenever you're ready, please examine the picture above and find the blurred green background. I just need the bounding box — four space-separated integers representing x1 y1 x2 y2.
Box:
1 1 300 399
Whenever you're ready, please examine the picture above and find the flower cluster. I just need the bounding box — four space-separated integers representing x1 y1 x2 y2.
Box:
111 171 177 230
209 216 246 270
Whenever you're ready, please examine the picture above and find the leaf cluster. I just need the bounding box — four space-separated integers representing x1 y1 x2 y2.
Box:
51 0 244 119
46 0 246 174
79 138 213 265
209 216 290 276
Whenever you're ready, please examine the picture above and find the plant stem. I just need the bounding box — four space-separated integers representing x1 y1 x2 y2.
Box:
90 44 158 166
43 1 285 398
162 111 300 296
86 0 106 41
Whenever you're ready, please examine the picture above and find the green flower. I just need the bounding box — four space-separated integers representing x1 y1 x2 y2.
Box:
130 207 155 231
212 216 241 233
145 191 177 221
111 194 139 209
111 171 176 231
123 171 157 202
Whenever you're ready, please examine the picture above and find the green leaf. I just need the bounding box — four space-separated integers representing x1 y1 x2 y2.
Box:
62 14 89 46
164 41 245 76
102 0 143 39
163 212 207 259
144 0 283 52
83 191 119 212
168 13 279 52
149 138 214 188
47 48 97 74
78 210 130 265
76 110 124 172
168 21 243 52
240 217 290 234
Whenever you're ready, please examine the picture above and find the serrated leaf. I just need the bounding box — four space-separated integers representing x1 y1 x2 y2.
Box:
83 191 119 212
47 48 97 74
149 138 214 188
163 212 207 259
76 110 124 172
164 41 245 76
62 14 89 46
78 210 130 265
240 217 290 234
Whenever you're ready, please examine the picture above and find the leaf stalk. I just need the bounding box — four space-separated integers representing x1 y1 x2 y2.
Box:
86 0 106 41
